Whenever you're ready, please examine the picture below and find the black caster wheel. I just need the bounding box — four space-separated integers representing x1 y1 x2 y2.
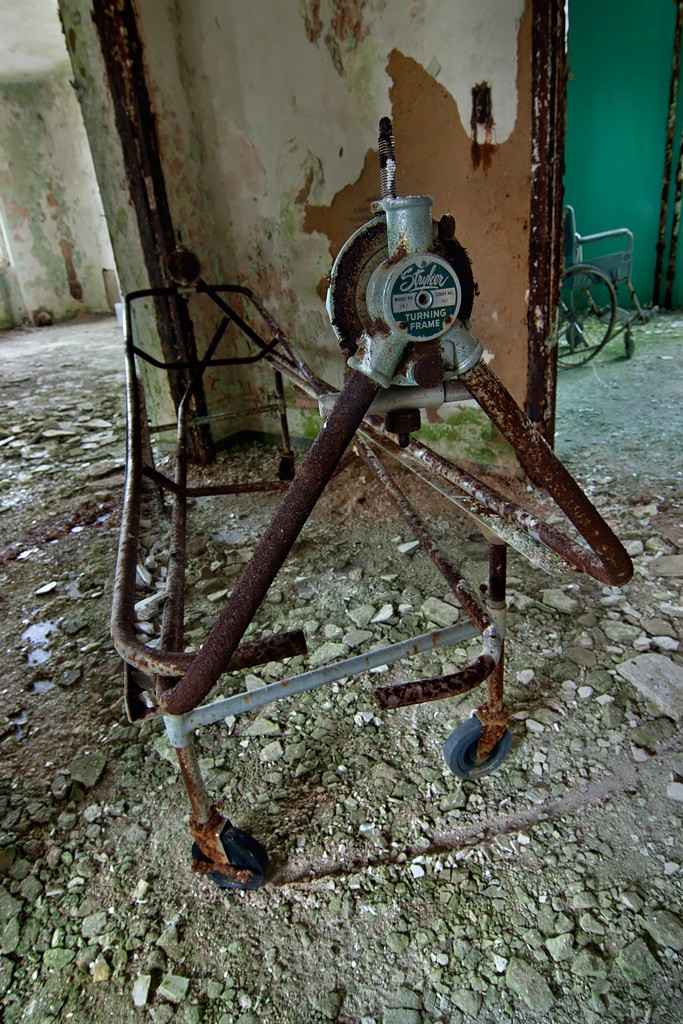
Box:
444 716 512 780
192 822 269 891
624 328 635 359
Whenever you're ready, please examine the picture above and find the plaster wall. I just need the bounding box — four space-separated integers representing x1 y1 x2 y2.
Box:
129 0 531 446
0 64 117 324
0 211 23 328
61 0 533 458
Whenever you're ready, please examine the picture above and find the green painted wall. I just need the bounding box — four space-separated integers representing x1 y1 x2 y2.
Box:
564 0 680 307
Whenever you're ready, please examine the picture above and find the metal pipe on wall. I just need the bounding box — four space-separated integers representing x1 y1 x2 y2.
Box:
86 0 215 463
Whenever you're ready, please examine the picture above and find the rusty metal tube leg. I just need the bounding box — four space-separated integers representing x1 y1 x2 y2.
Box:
476 654 508 761
274 369 295 479
160 371 380 716
174 737 255 886
354 439 491 631
460 360 633 586
488 542 507 609
351 440 501 711
476 543 509 760
175 740 213 825
156 404 189 698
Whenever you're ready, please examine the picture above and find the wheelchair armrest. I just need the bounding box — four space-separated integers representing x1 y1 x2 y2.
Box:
577 227 634 256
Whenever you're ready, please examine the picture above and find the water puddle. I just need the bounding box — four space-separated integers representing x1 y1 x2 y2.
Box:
29 679 54 695
21 620 58 645
213 526 255 545
22 619 58 666
27 649 51 667
9 709 27 739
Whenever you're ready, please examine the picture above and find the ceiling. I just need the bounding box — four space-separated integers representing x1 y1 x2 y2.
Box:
0 0 69 83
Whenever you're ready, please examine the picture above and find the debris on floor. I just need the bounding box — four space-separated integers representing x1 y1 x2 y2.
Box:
0 315 681 1024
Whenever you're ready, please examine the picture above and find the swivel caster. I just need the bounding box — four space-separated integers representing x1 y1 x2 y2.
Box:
192 822 269 891
444 716 512 780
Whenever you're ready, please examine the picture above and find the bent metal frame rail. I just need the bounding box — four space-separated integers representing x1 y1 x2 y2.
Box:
112 120 633 891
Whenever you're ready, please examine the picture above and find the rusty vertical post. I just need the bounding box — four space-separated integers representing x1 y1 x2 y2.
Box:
273 370 296 480
87 0 214 463
485 543 507 714
475 542 509 760
665 109 683 308
527 0 567 445
175 742 213 826
654 1 683 306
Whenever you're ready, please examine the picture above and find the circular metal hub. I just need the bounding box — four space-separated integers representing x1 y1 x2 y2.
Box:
383 253 461 340
327 217 475 356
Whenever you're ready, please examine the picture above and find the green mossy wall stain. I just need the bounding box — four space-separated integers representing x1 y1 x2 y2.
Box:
416 406 516 469
345 37 386 133
297 407 323 439
279 201 301 242
0 81 73 312
0 66 116 321
212 380 244 400
0 276 14 328
278 144 324 241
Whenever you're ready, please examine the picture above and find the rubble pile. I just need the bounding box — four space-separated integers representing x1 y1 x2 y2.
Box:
0 316 681 1024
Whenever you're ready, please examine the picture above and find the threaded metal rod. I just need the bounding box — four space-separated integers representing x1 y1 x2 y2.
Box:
378 116 397 199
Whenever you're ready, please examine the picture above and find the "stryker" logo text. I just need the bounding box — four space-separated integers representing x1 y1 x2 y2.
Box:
396 264 449 292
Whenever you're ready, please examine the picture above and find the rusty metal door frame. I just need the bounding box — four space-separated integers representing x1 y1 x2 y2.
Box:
527 0 567 444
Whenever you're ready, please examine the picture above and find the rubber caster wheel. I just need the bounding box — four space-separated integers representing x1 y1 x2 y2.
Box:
192 822 269 891
624 329 635 359
444 716 512 780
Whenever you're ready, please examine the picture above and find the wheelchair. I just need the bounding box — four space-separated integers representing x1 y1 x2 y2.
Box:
555 205 655 368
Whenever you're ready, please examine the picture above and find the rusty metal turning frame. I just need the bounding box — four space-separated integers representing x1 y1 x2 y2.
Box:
113 113 633 888
111 276 632 890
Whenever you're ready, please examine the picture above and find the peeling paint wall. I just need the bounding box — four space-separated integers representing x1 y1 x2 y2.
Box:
62 0 533 454
0 64 118 324
0 214 23 328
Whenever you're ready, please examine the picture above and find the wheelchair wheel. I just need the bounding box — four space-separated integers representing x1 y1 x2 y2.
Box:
556 264 617 368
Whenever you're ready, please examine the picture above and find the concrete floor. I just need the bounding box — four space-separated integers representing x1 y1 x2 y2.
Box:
0 313 681 1024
